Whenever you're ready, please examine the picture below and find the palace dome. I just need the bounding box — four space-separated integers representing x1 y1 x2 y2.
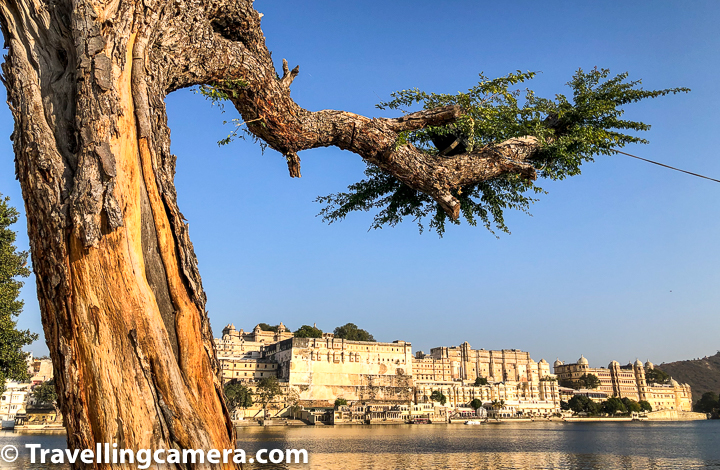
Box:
635 359 643 367
609 360 620 367
553 358 563 367
577 355 589 365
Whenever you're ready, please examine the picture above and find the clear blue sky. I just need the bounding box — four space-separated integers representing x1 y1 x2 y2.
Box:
1 1 718 368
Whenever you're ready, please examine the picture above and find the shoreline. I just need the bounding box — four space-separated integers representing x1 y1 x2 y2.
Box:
3 415 711 434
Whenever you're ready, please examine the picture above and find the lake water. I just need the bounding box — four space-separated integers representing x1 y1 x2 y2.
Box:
2 421 719 469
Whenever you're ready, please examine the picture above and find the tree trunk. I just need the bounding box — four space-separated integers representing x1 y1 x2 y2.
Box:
0 0 545 468
0 0 236 468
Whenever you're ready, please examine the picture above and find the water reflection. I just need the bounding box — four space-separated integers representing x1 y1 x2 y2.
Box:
2 421 719 469
251 452 714 470
239 422 720 469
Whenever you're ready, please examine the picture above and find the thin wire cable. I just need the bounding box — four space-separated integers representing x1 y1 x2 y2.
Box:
612 149 720 184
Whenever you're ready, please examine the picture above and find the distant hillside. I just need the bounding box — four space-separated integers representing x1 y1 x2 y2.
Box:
656 352 720 402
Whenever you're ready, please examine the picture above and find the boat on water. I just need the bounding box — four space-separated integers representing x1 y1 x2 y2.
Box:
409 418 431 424
464 420 483 425
1 420 15 430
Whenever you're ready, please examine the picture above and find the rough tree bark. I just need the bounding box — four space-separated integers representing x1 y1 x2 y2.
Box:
0 0 545 468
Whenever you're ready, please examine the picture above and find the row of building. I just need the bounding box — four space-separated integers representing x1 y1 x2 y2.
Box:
216 323 694 418
0 356 55 424
554 356 692 411
3 325 694 425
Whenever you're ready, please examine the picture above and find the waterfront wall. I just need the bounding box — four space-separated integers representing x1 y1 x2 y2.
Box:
646 410 708 421
270 337 414 404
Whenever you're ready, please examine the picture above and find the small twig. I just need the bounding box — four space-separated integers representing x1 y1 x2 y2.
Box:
234 117 263 128
280 59 300 88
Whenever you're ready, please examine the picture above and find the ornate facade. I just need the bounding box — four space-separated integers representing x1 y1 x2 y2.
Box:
412 343 559 416
413 378 560 417
215 322 294 359
414 343 551 383
554 356 693 411
220 358 278 383
215 325 562 412
213 325 692 415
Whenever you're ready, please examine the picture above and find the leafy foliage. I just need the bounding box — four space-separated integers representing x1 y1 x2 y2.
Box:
621 397 642 413
469 398 483 410
601 397 627 415
488 399 505 411
224 381 253 411
294 325 323 338
474 377 488 386
32 380 60 420
694 391 719 413
580 373 601 390
560 373 601 390
334 398 348 408
430 390 447 406
645 367 670 385
333 323 375 342
257 323 278 333
317 68 688 236
568 395 599 414
197 80 269 150
32 380 58 406
255 377 282 412
639 400 653 412
0 194 38 394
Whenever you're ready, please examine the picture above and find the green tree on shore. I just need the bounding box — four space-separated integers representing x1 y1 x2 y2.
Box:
638 400 653 412
621 398 642 413
568 395 599 414
0 194 38 394
469 398 483 410
32 380 59 421
602 397 627 415
256 377 282 418
223 381 253 416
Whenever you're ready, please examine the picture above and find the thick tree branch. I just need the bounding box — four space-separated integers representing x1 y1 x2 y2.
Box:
158 0 544 219
157 1 543 219
383 105 463 132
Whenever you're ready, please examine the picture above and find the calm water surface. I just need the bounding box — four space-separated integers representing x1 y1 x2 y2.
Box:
1 421 719 469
